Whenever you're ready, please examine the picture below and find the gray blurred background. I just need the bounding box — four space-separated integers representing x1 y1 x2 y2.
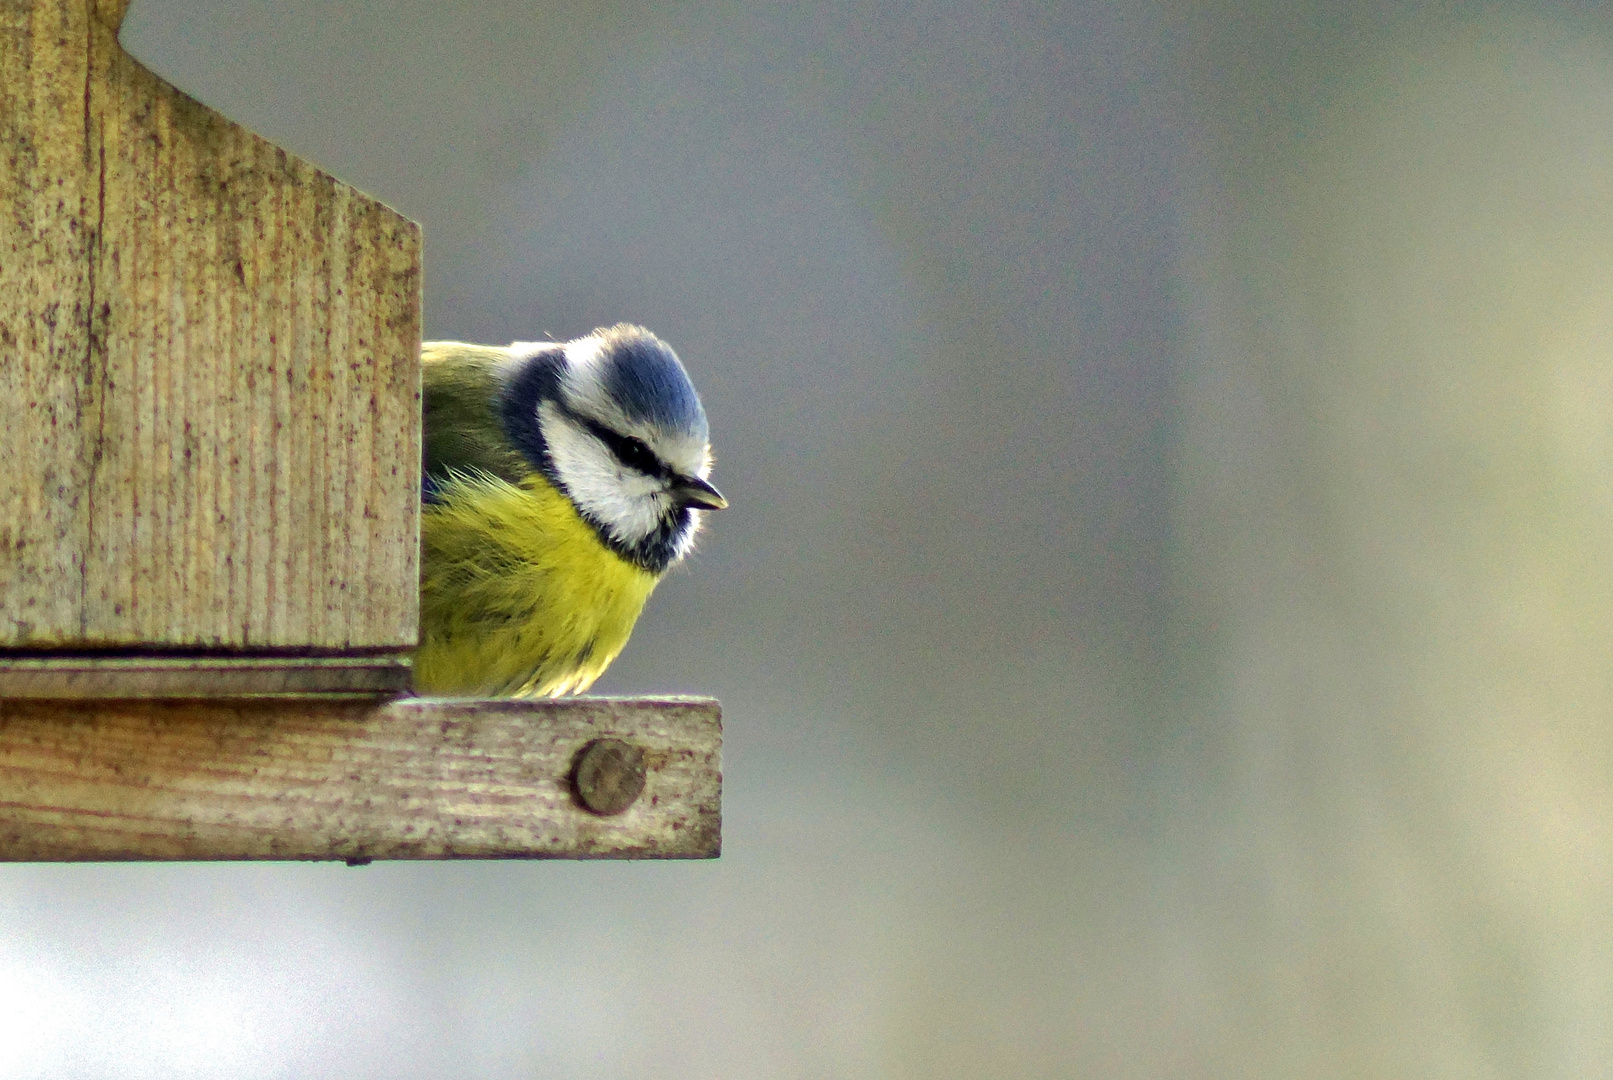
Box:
3 0 1612 1075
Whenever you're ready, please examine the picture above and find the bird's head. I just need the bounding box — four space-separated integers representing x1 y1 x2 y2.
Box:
502 324 725 574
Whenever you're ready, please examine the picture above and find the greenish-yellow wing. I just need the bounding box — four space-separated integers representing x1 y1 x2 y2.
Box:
421 342 531 493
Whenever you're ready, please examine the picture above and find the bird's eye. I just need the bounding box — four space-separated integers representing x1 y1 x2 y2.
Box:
578 415 666 477
619 438 651 470
599 429 661 476
617 437 661 475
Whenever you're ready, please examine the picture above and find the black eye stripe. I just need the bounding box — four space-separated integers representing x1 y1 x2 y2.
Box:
578 415 669 478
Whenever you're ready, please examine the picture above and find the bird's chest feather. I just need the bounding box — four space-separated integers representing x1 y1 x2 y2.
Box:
416 473 658 696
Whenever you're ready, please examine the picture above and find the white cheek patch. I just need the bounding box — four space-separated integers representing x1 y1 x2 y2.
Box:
538 401 670 548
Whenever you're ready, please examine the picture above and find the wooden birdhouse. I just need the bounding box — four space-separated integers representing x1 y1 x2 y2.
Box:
0 0 720 861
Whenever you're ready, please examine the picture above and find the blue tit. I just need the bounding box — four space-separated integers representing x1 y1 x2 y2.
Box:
415 323 726 697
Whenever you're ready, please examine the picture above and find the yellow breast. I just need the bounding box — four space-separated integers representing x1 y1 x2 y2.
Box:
415 471 659 696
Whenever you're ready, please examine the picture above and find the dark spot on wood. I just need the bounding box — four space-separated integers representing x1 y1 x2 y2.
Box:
571 738 646 817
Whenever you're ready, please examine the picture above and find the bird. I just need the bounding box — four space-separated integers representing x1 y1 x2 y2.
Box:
414 323 726 697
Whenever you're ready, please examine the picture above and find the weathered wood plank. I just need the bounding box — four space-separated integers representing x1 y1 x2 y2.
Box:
0 0 422 653
0 655 412 698
0 697 721 861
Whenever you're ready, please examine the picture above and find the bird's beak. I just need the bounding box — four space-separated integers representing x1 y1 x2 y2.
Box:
672 475 728 510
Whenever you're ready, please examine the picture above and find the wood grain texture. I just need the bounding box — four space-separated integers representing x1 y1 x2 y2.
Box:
0 696 721 860
0 655 412 698
0 0 422 651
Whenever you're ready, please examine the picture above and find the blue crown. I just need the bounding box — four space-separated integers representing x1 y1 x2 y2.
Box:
596 325 709 443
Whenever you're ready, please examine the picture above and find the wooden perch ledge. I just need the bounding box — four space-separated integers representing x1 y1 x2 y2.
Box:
0 696 721 861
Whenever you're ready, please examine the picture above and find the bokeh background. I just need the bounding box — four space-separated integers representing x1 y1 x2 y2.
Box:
3 0 1613 1075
